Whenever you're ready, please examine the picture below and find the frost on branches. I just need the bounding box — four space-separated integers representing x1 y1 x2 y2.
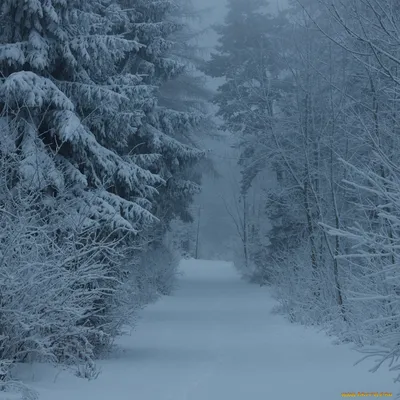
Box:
0 0 210 388
206 0 400 393
0 0 163 236
119 0 209 236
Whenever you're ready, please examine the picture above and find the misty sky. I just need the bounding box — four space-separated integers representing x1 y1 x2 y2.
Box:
191 0 288 53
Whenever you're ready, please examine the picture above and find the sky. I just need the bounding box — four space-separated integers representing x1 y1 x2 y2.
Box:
190 0 288 58
189 0 288 93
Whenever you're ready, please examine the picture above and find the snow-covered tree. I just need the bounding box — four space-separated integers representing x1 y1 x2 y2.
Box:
203 0 285 276
0 0 162 234
0 138 136 388
0 0 213 386
0 1 172 368
118 0 211 245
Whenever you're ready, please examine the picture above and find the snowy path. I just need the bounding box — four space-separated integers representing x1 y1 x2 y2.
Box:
22 259 396 399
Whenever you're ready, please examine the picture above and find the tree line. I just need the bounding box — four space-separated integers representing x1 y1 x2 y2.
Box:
206 0 400 384
0 0 213 395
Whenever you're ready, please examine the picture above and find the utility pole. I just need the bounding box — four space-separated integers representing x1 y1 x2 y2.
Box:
195 206 201 259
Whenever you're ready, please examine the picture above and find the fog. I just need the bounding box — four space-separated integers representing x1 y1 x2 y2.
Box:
2 0 400 397
187 0 238 261
189 0 285 260
191 0 288 53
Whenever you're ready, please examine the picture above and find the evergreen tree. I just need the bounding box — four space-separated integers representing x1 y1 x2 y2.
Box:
0 0 172 369
204 0 285 273
120 0 210 237
0 0 212 375
204 0 284 185
0 0 164 234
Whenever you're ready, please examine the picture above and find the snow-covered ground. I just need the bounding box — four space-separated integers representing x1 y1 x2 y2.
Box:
13 259 398 399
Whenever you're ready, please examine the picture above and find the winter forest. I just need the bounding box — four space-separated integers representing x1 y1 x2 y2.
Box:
2 0 400 398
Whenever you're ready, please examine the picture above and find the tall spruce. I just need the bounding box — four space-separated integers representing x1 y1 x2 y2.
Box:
204 0 285 273
120 0 209 239
0 0 211 382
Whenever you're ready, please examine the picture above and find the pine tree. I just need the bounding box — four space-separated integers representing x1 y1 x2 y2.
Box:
0 0 163 235
204 0 283 171
119 0 209 236
0 0 212 375
0 1 177 370
203 0 285 273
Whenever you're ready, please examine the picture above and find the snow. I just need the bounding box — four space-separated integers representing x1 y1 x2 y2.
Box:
13 259 398 399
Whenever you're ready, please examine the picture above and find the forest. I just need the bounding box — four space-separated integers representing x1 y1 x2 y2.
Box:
1 0 400 397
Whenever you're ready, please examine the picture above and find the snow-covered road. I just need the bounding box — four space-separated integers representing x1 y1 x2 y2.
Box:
22 259 397 399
